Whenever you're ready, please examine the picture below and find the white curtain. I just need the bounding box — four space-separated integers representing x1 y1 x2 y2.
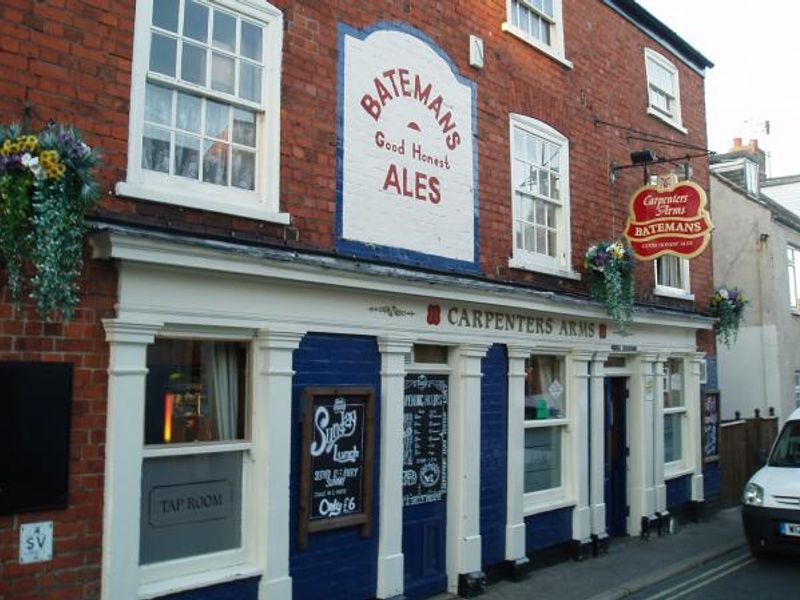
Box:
203 343 239 440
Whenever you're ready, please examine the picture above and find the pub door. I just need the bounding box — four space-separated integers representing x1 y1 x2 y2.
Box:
402 373 448 600
604 377 628 536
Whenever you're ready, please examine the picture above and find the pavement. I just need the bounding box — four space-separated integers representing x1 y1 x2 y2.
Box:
436 506 746 600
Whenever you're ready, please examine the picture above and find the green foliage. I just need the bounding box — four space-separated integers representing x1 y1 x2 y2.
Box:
709 286 748 348
584 240 635 332
0 122 100 320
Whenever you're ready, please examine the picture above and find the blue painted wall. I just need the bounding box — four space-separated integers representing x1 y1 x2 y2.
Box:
155 577 258 600
480 344 508 568
290 334 381 600
666 475 692 510
703 462 721 501
525 507 572 553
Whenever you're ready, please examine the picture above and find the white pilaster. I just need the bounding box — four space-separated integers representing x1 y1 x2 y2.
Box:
376 338 414 599
505 346 529 561
654 356 667 512
589 353 608 536
629 354 659 529
255 330 304 600
570 351 593 543
688 353 705 501
447 343 490 591
101 320 161 600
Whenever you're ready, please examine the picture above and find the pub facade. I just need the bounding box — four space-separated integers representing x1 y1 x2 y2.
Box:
0 1 717 599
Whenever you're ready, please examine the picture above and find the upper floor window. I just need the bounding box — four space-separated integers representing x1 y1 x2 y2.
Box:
654 255 692 299
508 115 573 277
118 0 288 223
644 48 684 132
502 0 570 67
788 245 800 310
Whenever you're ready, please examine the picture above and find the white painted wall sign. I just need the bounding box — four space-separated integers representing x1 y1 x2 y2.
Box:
337 23 478 270
19 521 53 564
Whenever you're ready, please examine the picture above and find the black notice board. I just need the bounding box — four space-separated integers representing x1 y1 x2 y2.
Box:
298 387 375 549
0 361 73 515
403 373 448 506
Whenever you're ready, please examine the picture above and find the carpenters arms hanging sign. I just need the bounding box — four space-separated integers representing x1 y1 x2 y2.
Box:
624 178 713 260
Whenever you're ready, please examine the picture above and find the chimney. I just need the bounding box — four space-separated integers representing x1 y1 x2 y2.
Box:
732 137 743 150
748 139 759 153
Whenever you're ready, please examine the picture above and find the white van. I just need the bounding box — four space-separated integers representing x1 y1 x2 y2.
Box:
742 407 800 556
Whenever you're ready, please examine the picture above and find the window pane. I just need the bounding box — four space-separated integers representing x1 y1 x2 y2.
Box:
239 62 262 102
203 140 229 185
524 224 536 252
524 427 561 492
152 0 179 32
205 100 230 140
535 227 546 254
664 414 682 462
664 358 684 408
144 339 248 444
547 229 557 258
211 52 235 94
515 221 524 251
524 355 566 420
176 93 201 132
538 169 550 197
212 10 237 52
140 452 242 564
181 42 207 86
534 199 546 225
175 133 200 179
241 21 263 61
142 125 171 173
183 0 208 42
232 109 256 147
150 33 177 77
232 148 255 190
145 83 172 126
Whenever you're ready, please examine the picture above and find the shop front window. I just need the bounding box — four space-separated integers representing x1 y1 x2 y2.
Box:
141 338 250 566
523 355 566 501
663 357 685 464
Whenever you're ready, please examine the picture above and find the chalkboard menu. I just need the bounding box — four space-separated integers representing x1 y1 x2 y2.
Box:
298 387 374 549
703 390 720 462
403 374 448 506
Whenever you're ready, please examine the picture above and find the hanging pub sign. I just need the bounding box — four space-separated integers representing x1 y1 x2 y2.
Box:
298 387 375 549
403 374 448 506
623 178 713 260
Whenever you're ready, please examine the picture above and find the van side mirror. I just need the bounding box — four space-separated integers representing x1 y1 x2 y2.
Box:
755 448 768 467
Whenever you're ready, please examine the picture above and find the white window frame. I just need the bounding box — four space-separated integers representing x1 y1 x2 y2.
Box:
654 255 693 300
117 0 289 224
745 160 760 196
788 245 800 312
644 48 686 133
138 330 261 598
508 114 578 279
501 0 572 68
522 353 571 514
663 357 688 477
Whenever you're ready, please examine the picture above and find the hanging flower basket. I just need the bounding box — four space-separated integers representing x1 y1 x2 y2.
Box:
0 123 100 320
584 240 635 331
709 285 748 348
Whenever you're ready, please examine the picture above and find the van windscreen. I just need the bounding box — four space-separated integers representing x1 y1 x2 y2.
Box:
769 421 800 468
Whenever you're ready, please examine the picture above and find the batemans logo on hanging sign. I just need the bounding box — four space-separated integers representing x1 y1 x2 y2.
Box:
337 24 478 271
624 179 713 260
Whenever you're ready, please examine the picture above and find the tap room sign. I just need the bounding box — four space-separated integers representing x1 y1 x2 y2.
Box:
624 179 713 259
298 388 375 549
336 23 478 272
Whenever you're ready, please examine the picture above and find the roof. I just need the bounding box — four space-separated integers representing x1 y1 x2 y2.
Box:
711 170 800 233
763 174 800 188
604 0 714 72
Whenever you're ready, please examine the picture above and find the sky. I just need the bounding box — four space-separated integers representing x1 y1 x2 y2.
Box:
637 1 800 177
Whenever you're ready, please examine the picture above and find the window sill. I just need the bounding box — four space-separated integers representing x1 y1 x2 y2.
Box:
501 23 573 69
523 496 575 517
509 256 581 280
647 107 688 134
139 563 262 600
116 181 291 225
524 417 568 428
664 464 694 481
654 286 694 301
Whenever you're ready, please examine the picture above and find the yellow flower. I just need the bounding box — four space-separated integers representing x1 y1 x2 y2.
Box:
1 140 11 155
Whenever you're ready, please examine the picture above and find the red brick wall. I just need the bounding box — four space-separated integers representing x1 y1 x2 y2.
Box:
0 254 115 600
